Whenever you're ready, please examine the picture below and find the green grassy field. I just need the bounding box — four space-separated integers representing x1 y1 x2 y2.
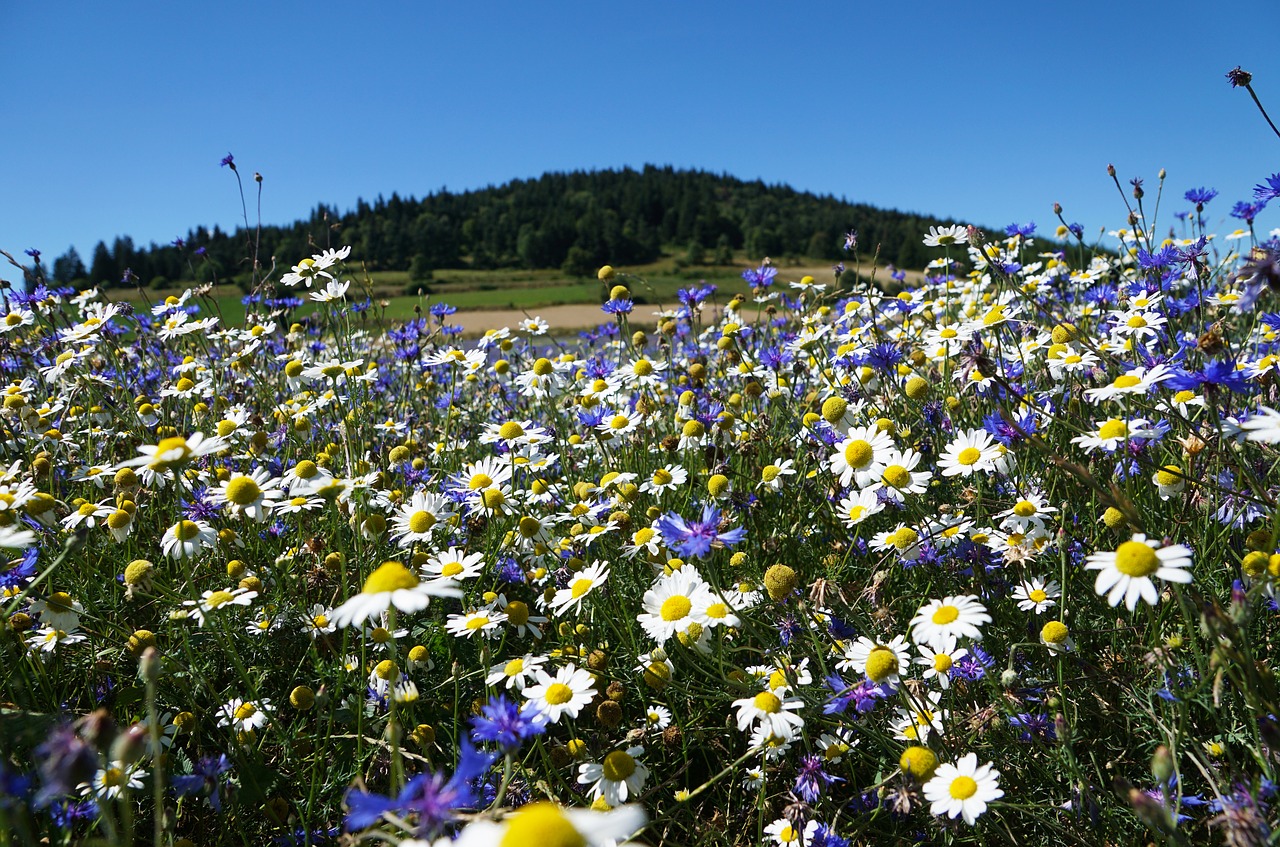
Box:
106 252 906 329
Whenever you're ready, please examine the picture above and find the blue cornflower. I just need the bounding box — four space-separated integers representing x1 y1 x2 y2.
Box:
1004 221 1036 238
1067 222 1084 239
982 410 1036 447
172 237 185 248
1009 713 1055 743
1232 201 1266 223
345 740 494 836
811 823 851 847
860 342 902 373
1185 187 1218 207
0 547 38 592
171 754 232 812
24 248 40 261
742 263 777 288
182 487 222 522
0 762 32 811
220 153 236 169
1137 245 1179 270
601 298 633 315
429 302 457 320
652 504 746 559
1254 173 1280 204
49 799 99 828
470 695 547 753
794 755 842 803
1166 361 1250 394
194 246 207 257
34 724 98 808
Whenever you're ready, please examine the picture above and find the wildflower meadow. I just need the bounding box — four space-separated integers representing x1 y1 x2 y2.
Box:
5 70 1280 847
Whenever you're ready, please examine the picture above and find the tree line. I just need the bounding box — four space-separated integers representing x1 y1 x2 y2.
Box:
46 166 981 289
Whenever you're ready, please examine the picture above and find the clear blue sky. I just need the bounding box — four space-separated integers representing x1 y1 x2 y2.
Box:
3 1 1279 270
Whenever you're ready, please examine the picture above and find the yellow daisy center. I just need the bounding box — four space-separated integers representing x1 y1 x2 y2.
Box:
931 605 960 625
1114 540 1160 577
1012 500 1037 517
1098 419 1128 440
543 682 574 705
882 465 911 489
234 702 257 721
468 473 493 490
761 464 781 482
570 578 594 599
933 653 952 673
1029 589 1047 603
1041 621 1069 644
499 802 585 847
225 476 262 506
602 750 637 781
652 468 673 486
408 511 435 534
865 647 898 682
362 560 419 594
465 615 490 630
205 590 236 608
504 658 524 677
660 595 692 622
957 447 981 466
499 421 524 440
843 440 873 469
506 601 529 625
705 602 728 619
949 775 978 799
1113 374 1141 389
752 691 782 714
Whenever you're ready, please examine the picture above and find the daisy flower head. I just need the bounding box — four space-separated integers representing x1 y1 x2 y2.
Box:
578 746 650 806
161 519 217 561
182 586 257 627
764 818 820 846
451 801 645 847
1071 417 1160 454
1085 533 1193 611
757 458 797 492
81 761 146 800
486 653 548 691
827 425 894 488
637 567 712 644
936 429 1001 477
123 432 226 472
1239 406 1280 443
217 697 273 732
211 467 282 522
923 753 1003 824
446 607 509 640
638 464 687 496
732 688 806 741
1040 620 1074 653
1011 577 1060 614
867 448 932 502
835 488 885 528
839 635 911 685
421 547 485 582
923 224 969 248
915 637 968 690
549 560 610 616
910 595 991 650
391 490 455 547
330 560 461 628
522 663 597 724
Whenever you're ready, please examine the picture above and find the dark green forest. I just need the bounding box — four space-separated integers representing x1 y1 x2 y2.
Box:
49 167 984 289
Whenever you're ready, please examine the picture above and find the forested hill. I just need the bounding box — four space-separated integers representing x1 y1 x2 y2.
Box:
55 166 982 288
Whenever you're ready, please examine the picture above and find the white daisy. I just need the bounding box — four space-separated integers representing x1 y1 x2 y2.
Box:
522 663 597 724
923 753 1003 825
329 560 461 628
578 746 650 806
1085 533 1193 611
909 596 991 650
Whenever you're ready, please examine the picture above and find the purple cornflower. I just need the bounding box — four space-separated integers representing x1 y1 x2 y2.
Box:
470 695 547 753
24 248 40 262
1232 201 1265 223
220 153 236 169
429 302 457 321
33 724 98 807
1255 174 1280 204
823 673 889 716
601 298 633 315
1185 187 1218 207
171 754 232 812
1227 66 1253 88
345 740 494 836
1004 221 1036 238
793 755 842 803
742 263 777 289
652 504 746 559
1137 245 1178 270
843 230 858 251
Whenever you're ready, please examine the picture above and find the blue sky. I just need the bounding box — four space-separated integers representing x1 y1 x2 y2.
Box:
3 1 1278 271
